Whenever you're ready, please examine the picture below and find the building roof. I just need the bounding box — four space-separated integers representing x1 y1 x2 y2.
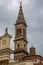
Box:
34 63 43 65
23 55 43 61
30 44 36 49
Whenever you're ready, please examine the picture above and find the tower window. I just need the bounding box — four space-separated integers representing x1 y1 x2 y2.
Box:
24 44 26 49
17 44 20 49
34 59 37 62
16 28 21 35
24 44 25 47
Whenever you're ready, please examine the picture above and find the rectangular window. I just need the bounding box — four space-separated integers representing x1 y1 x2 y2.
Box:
16 28 21 35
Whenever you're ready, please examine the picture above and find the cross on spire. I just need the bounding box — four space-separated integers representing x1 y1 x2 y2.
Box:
20 1 22 8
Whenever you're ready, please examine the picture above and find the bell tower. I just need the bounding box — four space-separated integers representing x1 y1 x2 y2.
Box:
14 2 28 61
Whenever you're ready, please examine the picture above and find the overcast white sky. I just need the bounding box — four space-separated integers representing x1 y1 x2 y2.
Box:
0 0 43 57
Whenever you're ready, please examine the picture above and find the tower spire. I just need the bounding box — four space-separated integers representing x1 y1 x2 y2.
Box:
18 1 24 21
15 1 27 27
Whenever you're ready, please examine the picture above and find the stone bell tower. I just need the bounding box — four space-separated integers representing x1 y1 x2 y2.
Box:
14 2 28 61
0 27 13 65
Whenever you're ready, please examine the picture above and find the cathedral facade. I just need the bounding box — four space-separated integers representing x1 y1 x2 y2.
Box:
0 2 43 65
